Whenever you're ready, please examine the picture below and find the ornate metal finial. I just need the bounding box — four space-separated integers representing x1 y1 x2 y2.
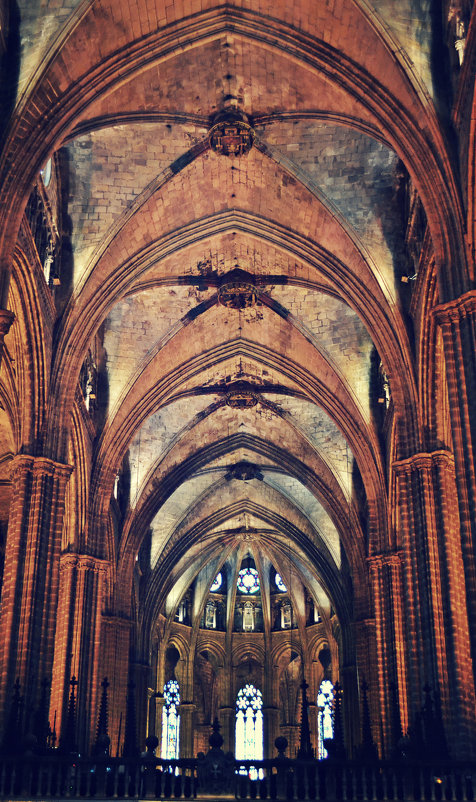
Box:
209 716 224 750
275 735 288 759
330 681 346 760
359 679 378 762
297 677 313 759
209 109 254 157
60 675 78 754
93 677 110 756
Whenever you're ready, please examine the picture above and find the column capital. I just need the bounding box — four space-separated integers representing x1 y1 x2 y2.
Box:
10 453 73 481
433 289 476 325
392 449 454 476
59 551 109 574
367 552 402 569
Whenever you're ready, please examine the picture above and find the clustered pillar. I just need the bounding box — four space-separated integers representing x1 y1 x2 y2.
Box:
394 449 476 757
50 552 108 751
0 455 72 735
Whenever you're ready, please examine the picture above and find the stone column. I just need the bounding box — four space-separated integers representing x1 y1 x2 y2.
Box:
0 455 72 733
435 292 476 690
218 705 234 753
178 702 196 757
147 690 157 738
307 702 318 756
368 554 407 755
132 661 150 751
156 696 166 755
340 664 360 758
394 449 476 757
262 706 279 757
50 552 108 752
280 724 298 757
100 615 133 756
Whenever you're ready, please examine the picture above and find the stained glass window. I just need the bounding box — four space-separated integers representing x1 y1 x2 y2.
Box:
275 573 287 592
210 573 222 592
317 680 334 759
237 567 260 594
161 679 180 760
236 684 263 777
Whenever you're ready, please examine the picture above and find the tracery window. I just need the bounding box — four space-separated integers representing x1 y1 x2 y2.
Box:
210 573 222 592
317 680 334 759
275 572 287 592
161 679 180 759
237 567 260 594
235 684 263 774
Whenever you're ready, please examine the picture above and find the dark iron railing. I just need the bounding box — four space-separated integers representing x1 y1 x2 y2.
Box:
1 754 476 801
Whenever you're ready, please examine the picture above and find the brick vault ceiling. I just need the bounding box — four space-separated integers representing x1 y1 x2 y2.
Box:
7 0 437 620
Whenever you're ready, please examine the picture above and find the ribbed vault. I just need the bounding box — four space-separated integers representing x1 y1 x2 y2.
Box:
1 0 474 761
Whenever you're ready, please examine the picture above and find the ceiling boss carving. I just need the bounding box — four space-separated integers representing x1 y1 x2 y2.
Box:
225 382 259 409
218 280 257 309
209 109 255 157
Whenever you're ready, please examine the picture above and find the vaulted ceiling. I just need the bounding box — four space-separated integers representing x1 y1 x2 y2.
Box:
1 0 458 646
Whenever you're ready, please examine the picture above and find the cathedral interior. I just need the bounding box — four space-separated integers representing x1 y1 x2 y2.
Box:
0 0 475 768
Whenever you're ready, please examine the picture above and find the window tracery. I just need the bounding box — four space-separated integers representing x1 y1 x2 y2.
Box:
235 684 263 772
237 567 259 594
317 680 334 759
210 573 222 592
275 572 287 592
161 679 180 760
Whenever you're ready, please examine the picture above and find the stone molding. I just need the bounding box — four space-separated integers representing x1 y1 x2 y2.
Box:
392 449 455 475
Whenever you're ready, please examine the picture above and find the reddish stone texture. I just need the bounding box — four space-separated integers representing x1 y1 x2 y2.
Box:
393 451 476 757
50 553 108 748
0 0 475 763
0 456 72 732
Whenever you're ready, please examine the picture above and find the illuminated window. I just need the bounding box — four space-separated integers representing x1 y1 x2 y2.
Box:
41 158 52 188
205 600 217 629
317 680 334 759
161 679 180 759
280 601 292 629
242 601 255 631
176 599 188 623
210 573 222 592
275 572 287 592
236 684 263 774
237 567 260 594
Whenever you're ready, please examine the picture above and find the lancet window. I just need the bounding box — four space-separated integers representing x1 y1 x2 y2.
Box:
235 684 263 771
161 679 180 759
317 680 334 759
